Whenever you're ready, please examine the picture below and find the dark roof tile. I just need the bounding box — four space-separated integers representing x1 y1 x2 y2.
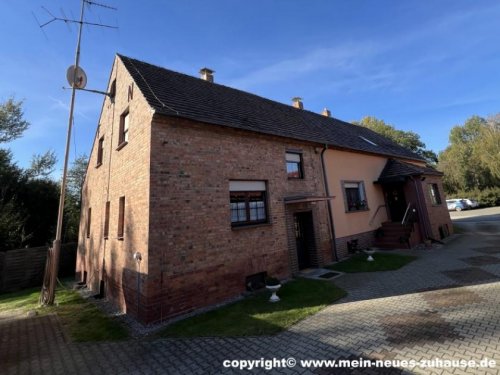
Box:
118 54 424 161
377 159 443 183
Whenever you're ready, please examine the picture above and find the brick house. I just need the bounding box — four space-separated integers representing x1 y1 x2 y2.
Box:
77 54 452 323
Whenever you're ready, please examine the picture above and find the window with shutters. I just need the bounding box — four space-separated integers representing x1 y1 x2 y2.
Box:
229 181 268 227
286 152 303 179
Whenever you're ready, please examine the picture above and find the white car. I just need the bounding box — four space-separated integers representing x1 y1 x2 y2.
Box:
446 199 468 211
460 198 479 209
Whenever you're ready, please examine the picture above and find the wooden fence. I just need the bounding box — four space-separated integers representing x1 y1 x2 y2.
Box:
0 243 76 293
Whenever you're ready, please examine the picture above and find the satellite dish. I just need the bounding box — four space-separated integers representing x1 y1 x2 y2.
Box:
66 65 87 89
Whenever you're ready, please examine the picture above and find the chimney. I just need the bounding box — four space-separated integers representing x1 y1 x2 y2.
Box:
292 97 303 109
199 68 214 83
321 108 331 117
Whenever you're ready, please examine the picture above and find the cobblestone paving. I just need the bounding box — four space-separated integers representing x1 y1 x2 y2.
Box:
1 223 500 374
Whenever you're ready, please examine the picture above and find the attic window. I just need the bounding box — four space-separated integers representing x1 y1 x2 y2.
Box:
128 83 134 102
109 79 116 100
359 136 378 146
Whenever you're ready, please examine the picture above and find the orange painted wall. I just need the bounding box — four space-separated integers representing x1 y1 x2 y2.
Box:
324 149 389 238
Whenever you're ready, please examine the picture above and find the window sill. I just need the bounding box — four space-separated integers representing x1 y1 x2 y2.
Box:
116 141 128 151
117 236 124 241
96 162 103 168
287 177 304 180
231 222 272 230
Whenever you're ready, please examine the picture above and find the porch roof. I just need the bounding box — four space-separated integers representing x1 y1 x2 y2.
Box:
375 159 443 184
284 195 335 204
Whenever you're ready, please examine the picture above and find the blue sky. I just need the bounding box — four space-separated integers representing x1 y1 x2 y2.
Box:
1 0 500 174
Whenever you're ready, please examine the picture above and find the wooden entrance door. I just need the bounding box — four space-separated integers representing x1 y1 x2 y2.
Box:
386 184 407 222
294 211 316 270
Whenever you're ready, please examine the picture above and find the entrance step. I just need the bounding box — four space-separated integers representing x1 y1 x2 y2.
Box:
375 222 413 249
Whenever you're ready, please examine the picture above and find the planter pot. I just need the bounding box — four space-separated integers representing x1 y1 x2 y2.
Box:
363 249 375 262
266 284 281 302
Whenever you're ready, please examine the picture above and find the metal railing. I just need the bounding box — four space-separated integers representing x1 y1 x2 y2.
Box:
369 204 386 226
402 203 417 228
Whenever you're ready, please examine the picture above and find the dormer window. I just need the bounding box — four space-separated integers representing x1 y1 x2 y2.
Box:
286 152 303 179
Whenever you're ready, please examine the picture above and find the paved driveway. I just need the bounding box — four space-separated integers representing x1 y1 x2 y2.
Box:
1 221 500 374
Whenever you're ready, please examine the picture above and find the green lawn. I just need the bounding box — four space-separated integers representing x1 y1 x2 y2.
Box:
326 252 417 273
159 278 346 337
0 286 129 342
0 287 41 313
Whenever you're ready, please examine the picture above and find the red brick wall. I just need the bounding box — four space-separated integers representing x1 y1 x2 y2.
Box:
143 117 332 323
419 175 454 239
77 56 153 317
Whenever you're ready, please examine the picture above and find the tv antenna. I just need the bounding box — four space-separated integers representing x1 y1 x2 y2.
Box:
38 0 117 306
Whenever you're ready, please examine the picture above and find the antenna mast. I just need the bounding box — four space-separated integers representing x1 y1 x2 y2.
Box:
39 0 116 306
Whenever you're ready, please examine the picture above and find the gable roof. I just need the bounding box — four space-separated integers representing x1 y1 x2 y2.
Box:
377 159 443 183
118 54 424 162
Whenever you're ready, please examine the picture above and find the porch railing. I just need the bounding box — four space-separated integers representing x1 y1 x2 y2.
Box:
401 203 417 228
369 204 386 226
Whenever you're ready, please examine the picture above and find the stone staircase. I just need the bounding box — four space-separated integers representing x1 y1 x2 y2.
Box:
374 221 413 249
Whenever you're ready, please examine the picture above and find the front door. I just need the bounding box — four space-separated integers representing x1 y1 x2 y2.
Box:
294 211 316 270
386 184 407 222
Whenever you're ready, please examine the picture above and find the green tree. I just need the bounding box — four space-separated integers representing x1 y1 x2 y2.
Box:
479 115 500 180
354 116 438 163
63 154 88 242
0 98 30 143
438 115 500 194
67 154 88 199
27 150 57 179
0 150 26 250
0 99 60 250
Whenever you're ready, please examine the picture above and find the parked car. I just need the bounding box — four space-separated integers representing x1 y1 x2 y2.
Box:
459 198 479 209
446 199 469 211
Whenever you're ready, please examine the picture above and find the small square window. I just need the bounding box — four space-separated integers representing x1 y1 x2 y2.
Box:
342 181 368 212
286 152 303 179
429 183 442 205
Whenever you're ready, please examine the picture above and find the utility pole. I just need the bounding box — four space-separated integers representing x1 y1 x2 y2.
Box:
37 0 116 305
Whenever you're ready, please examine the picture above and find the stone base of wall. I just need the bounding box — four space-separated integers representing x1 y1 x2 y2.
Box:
335 230 376 260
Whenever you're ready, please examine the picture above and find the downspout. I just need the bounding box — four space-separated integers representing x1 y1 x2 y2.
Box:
320 145 339 261
410 176 430 240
